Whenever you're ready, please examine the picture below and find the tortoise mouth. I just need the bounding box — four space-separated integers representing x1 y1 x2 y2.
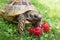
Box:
26 18 41 22
34 18 41 22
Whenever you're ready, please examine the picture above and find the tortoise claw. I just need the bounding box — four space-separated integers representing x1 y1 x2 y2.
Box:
19 31 25 36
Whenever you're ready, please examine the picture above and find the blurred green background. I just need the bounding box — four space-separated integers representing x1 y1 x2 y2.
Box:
0 0 60 40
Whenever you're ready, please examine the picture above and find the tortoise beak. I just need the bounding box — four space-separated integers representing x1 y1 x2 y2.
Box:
34 18 41 22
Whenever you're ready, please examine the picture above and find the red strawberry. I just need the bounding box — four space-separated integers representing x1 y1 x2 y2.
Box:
28 27 42 36
28 28 35 34
34 27 42 36
41 22 50 32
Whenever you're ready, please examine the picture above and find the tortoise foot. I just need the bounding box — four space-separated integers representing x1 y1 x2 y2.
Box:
19 31 25 36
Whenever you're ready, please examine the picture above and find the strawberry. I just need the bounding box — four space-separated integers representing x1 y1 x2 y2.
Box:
28 27 42 36
28 28 35 34
34 27 42 36
41 22 50 32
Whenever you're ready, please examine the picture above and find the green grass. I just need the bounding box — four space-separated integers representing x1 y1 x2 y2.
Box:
0 0 60 40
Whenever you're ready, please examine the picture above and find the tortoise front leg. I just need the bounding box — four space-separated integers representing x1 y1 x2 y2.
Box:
18 14 25 35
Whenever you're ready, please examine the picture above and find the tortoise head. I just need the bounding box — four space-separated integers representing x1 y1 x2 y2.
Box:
30 11 42 22
26 11 42 22
33 13 42 22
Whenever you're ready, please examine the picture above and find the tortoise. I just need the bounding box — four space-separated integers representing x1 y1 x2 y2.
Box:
0 0 42 35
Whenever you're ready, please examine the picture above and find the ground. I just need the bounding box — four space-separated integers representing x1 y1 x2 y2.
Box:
0 0 60 40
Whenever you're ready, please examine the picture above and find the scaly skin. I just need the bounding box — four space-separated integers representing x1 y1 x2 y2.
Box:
18 14 26 35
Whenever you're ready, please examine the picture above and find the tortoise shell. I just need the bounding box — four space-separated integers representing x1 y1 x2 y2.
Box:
3 0 37 16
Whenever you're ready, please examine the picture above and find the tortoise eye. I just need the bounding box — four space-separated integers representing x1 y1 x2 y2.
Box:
34 15 38 18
